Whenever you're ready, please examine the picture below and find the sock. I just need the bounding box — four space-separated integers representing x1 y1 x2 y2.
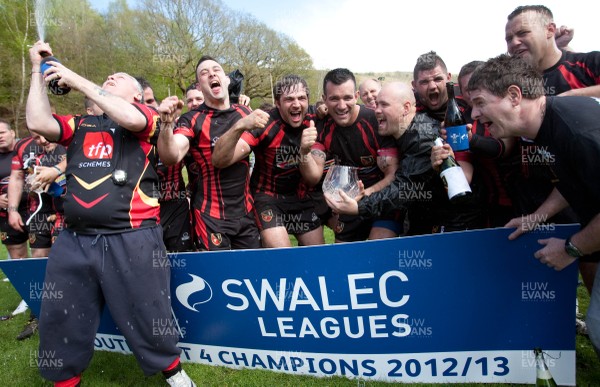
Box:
54 375 81 387
162 358 181 379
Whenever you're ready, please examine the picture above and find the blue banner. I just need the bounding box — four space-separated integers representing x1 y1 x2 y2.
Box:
0 226 579 384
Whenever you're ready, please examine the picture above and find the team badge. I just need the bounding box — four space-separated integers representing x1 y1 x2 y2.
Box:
29 233 36 245
210 233 222 246
261 209 273 223
0 232 7 241
360 155 375 166
335 221 344 234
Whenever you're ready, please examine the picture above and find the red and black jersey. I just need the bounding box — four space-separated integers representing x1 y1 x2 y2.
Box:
174 103 253 219
312 105 397 188
156 159 186 202
415 95 470 122
241 110 313 197
544 50 600 96
12 137 66 216
53 103 161 233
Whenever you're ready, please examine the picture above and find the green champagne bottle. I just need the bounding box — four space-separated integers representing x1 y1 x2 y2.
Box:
534 348 558 387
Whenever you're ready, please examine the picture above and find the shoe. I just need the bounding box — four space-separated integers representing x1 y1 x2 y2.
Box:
165 369 196 387
0 314 12 321
16 317 38 340
12 299 28 316
576 318 588 336
2 277 9 282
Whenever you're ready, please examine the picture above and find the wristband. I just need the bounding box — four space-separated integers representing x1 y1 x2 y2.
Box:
7 205 18 213
53 165 63 175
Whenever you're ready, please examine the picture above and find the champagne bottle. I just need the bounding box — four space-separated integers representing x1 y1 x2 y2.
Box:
444 82 468 151
47 173 66 198
40 52 71 95
534 348 558 387
434 138 472 202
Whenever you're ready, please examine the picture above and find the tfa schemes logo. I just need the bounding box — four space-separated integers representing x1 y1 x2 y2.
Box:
176 271 414 340
83 132 113 159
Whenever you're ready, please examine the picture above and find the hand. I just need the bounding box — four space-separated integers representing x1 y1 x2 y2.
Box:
41 60 78 90
354 180 365 201
316 103 328 120
555 25 574 49
238 94 251 106
534 238 576 271
158 96 184 124
300 120 317 156
238 109 269 131
8 210 24 233
505 215 538 240
29 40 52 68
324 190 359 215
430 143 453 171
466 123 473 142
31 166 60 192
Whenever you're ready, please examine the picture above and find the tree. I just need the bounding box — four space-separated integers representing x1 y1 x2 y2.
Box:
141 0 230 95
221 14 313 105
0 0 34 136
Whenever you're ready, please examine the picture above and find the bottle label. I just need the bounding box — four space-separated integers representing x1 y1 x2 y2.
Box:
446 124 469 151
440 166 472 200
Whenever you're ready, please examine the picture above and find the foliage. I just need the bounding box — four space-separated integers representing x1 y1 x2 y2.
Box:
0 0 314 131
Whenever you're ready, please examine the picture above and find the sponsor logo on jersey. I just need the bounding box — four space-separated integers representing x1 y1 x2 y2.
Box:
83 132 114 160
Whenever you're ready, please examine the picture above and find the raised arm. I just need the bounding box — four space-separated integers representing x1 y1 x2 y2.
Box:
299 120 324 187
157 96 189 166
212 109 269 168
29 41 149 133
26 41 60 141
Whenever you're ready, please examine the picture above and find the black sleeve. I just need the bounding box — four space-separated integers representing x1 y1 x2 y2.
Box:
357 168 436 217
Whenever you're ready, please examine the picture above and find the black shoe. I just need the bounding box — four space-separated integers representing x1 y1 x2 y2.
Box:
0 314 12 321
16 318 38 340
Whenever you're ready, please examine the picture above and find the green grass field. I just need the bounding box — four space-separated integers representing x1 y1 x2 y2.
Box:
1 238 598 386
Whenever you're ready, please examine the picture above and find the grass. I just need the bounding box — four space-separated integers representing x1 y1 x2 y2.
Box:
1 240 598 386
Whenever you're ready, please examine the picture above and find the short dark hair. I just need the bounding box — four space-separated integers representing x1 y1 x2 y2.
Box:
195 55 218 82
135 76 152 91
185 83 198 94
467 54 544 99
322 68 356 96
458 61 484 83
0 118 11 129
413 51 447 81
83 97 95 110
507 5 553 22
274 74 309 102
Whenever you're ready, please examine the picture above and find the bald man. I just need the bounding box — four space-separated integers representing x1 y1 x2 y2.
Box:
358 78 381 109
326 82 446 235
26 40 195 386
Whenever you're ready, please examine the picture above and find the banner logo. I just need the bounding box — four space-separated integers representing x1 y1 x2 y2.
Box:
175 274 213 312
